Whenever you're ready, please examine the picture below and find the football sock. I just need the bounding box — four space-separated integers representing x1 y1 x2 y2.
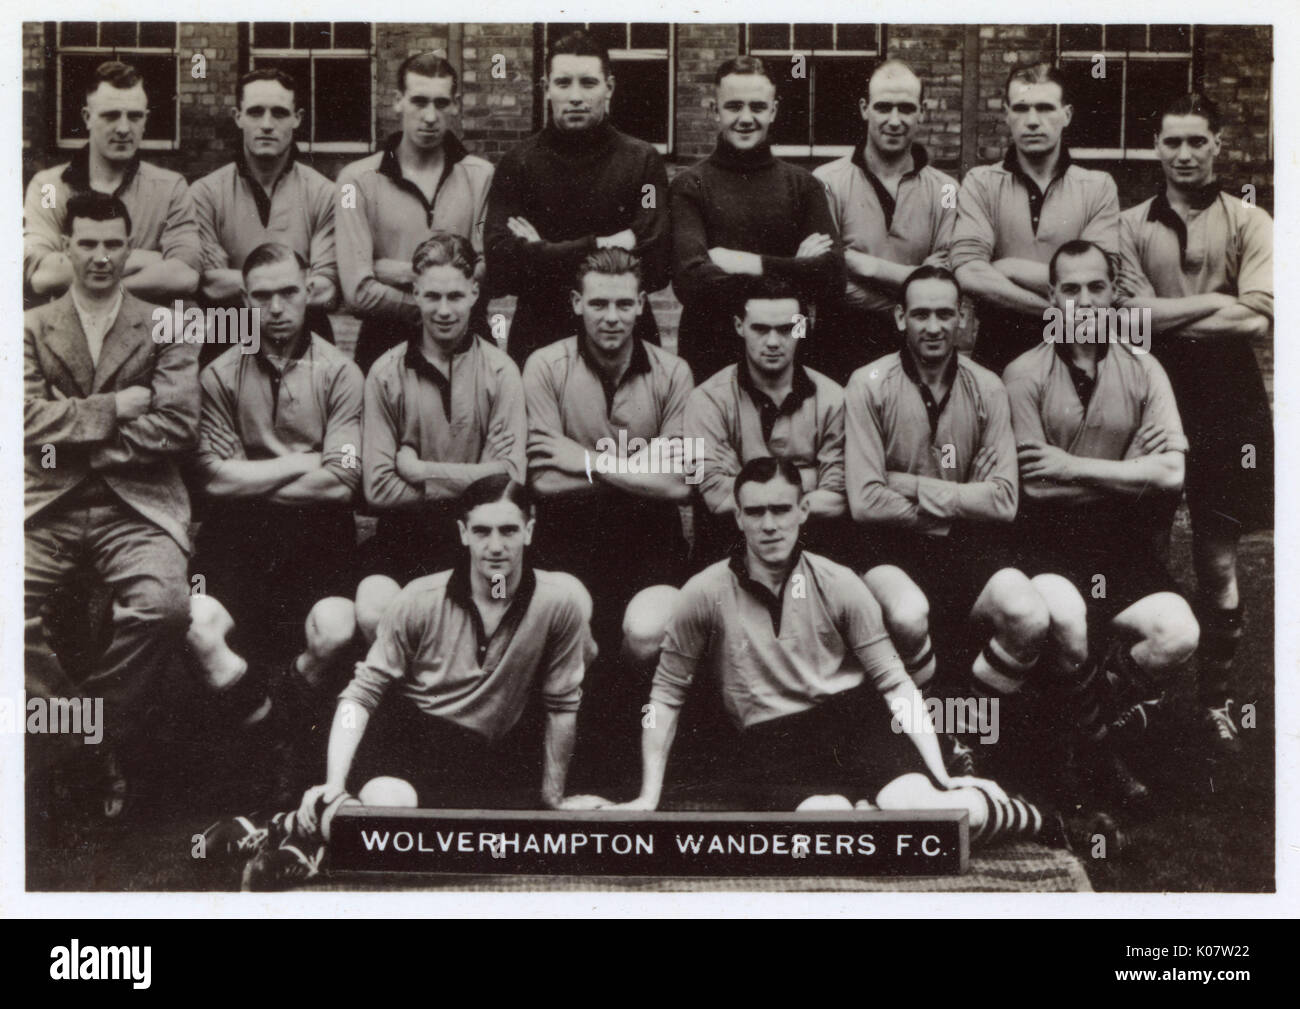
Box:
966 637 1038 728
902 635 937 690
1060 656 1110 744
1195 600 1242 707
969 785 1046 847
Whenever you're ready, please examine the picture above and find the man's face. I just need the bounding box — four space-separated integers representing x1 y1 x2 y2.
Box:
82 83 148 164
896 277 960 368
396 72 458 151
715 73 778 152
1052 249 1115 337
736 475 808 568
572 272 644 355
458 499 534 587
546 54 612 132
736 297 801 378
1005 80 1071 158
236 79 301 161
243 257 308 349
861 73 922 158
1156 113 1221 189
414 263 479 348
65 216 130 295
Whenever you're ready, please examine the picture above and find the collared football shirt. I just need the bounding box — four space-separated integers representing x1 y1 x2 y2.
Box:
363 333 527 509
650 548 908 730
844 350 1019 531
686 362 845 515
339 565 588 743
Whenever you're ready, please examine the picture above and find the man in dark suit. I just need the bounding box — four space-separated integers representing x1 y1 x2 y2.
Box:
24 192 199 796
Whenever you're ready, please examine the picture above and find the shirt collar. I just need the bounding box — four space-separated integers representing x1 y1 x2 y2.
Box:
1002 144 1073 188
253 326 314 373
70 285 124 325
404 329 478 381
577 333 652 385
1147 182 1222 264
446 561 539 648
711 137 776 172
851 140 930 178
736 359 817 413
899 346 959 389
1052 335 1110 368
540 118 617 156
235 142 299 187
62 143 141 197
377 129 469 209
728 541 805 633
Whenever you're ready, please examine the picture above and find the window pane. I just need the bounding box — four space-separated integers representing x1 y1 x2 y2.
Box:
333 22 371 50
60 54 100 140
749 24 790 51
62 23 98 47
255 23 291 50
836 24 879 51
252 56 311 137
768 53 809 147
61 52 176 142
609 57 667 145
813 56 871 146
1148 24 1191 51
1108 25 1147 51
1125 59 1191 149
138 22 176 49
586 23 628 53
629 23 669 50
1060 58 1122 148
794 24 834 50
295 23 331 50
314 58 371 142
1059 24 1103 52
100 22 138 48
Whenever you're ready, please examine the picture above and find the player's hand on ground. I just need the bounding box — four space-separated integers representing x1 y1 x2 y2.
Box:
507 216 542 242
551 794 613 810
1017 441 1073 483
597 228 636 250
944 775 1009 805
972 446 998 482
604 796 658 811
297 784 335 837
395 445 423 483
796 232 834 259
1134 423 1170 456
114 385 153 420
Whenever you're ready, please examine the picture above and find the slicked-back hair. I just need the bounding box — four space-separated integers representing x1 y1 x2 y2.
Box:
63 192 132 237
1160 92 1222 134
397 52 458 94
241 241 309 282
412 231 478 281
899 264 960 307
85 60 142 101
547 29 611 78
237 68 298 108
715 54 771 86
574 247 642 294
459 474 533 521
864 58 925 105
1004 62 1069 106
735 274 805 319
734 456 805 506
1048 239 1115 287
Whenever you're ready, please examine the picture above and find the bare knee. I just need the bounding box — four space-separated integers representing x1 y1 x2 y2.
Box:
865 566 930 646
354 575 401 644
985 569 1050 647
1031 573 1089 662
305 597 357 661
623 584 679 664
1141 594 1200 670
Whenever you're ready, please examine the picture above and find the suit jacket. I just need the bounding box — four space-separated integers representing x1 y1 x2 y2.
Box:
24 290 200 550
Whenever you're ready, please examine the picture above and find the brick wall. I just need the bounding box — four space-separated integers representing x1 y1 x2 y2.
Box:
674 23 741 163
22 22 46 175
1201 25 1273 213
886 24 967 173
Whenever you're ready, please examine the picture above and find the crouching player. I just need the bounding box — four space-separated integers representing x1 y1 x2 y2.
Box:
609 457 1114 852
209 475 605 888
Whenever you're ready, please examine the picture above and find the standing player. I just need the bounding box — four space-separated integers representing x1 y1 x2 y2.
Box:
337 53 494 374
812 59 957 384
485 29 671 369
686 276 847 566
523 248 693 788
671 55 845 383
362 232 527 584
190 69 338 344
951 63 1120 374
24 60 200 305
1116 94 1272 753
1005 240 1200 794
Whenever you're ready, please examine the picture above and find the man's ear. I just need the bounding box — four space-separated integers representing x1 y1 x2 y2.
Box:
770 97 779 125
606 74 615 106
392 89 405 116
571 289 583 315
893 304 907 332
81 105 92 130
634 289 645 315
797 495 812 525
523 516 536 547
858 96 870 122
1061 103 1073 128
734 315 745 338
231 105 242 126
457 519 469 548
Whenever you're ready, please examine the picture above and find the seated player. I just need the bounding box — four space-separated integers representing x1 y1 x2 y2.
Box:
844 265 1093 790
1004 239 1199 799
686 276 847 566
523 248 694 789
215 476 603 889
361 232 526 584
609 458 1114 852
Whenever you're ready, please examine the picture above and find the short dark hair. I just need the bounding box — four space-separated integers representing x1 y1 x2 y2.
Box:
1004 62 1069 106
397 52 458 94
864 58 925 105
715 54 771 86
63 192 132 237
899 264 960 306
412 231 478 280
1159 92 1222 134
574 248 642 293
1048 240 1115 287
734 456 804 505
85 60 142 101
735 275 805 319
241 242 308 281
547 29 611 78
237 68 298 108
458 474 533 521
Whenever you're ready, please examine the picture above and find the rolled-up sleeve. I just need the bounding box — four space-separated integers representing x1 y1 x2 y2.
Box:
321 358 365 494
949 169 997 269
540 593 587 713
649 580 712 711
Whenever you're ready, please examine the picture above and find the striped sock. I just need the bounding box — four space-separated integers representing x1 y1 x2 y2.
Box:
969 785 1046 847
902 636 937 690
970 637 1038 700
1195 602 1242 707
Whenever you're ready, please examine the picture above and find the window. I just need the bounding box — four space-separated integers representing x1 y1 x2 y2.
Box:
537 23 674 153
745 23 883 158
1057 25 1195 159
53 22 180 149
249 22 374 152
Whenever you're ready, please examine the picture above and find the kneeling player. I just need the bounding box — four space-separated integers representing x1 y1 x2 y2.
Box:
611 458 1110 851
